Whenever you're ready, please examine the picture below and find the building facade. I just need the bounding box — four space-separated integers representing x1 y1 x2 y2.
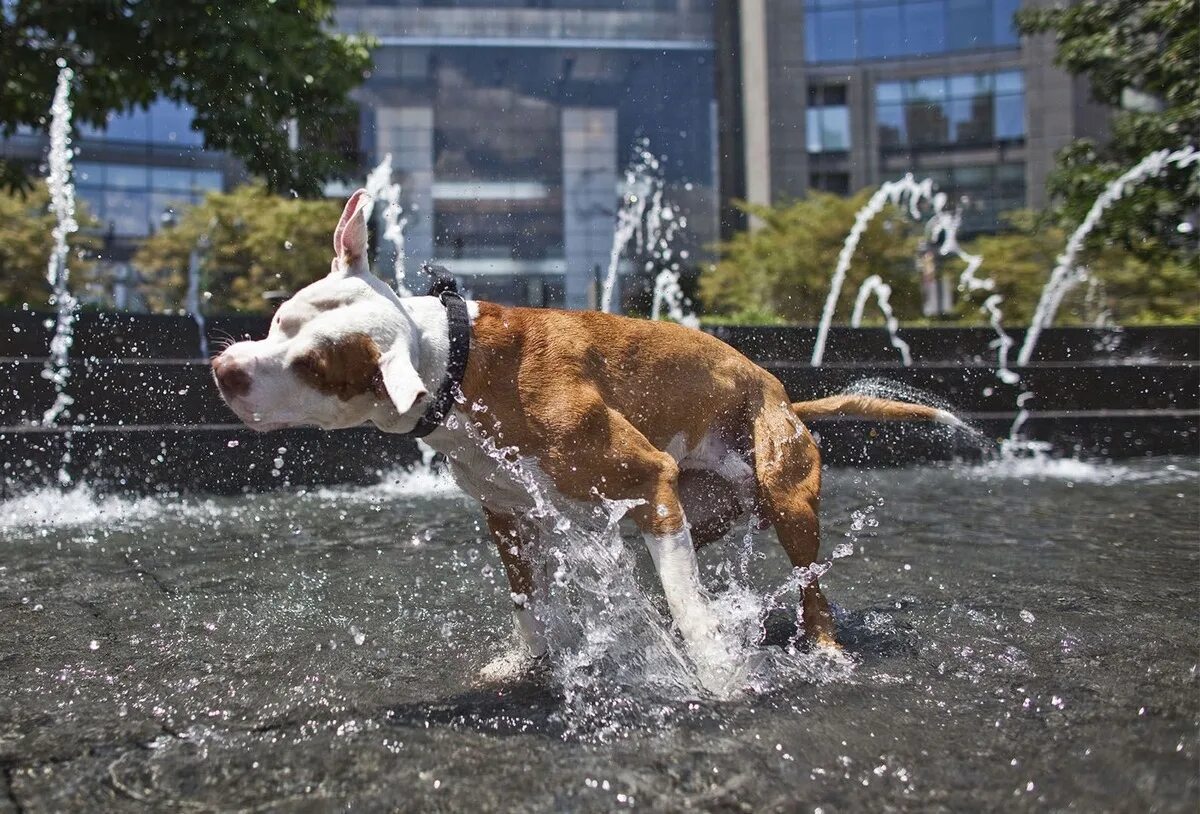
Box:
718 0 1109 235
335 0 719 309
2 99 244 267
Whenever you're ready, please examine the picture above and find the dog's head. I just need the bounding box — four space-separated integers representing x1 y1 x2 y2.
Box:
211 189 429 433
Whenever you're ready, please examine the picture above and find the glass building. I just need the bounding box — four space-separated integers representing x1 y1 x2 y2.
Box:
337 0 718 309
2 97 240 263
717 0 1109 236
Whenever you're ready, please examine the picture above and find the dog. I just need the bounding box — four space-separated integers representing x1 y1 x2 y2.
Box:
211 189 962 659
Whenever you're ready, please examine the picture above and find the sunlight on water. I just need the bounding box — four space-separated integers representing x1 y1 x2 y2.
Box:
314 466 463 502
0 486 167 530
960 455 1198 485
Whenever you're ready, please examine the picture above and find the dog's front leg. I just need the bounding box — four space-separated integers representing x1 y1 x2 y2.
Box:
643 527 722 648
484 509 547 658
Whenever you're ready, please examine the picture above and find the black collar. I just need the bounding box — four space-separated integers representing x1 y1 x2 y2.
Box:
407 273 471 438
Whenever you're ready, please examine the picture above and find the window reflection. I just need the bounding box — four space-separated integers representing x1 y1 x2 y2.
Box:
807 85 851 153
921 162 1025 231
78 98 204 147
805 0 1021 63
875 70 1024 149
75 162 222 237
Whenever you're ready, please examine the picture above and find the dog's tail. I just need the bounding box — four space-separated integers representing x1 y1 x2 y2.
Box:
791 394 964 428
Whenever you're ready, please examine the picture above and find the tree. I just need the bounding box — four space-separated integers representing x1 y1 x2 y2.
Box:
1015 0 1200 263
700 191 921 324
133 185 341 313
0 182 99 307
967 211 1199 326
1 1 372 196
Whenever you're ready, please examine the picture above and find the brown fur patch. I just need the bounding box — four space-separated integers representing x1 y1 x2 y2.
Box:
292 332 384 401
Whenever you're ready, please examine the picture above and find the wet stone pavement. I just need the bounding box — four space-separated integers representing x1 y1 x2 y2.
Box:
1 457 1197 812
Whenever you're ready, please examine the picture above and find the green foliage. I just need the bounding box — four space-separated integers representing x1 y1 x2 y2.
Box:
700 191 921 324
1015 0 1200 262
133 185 342 313
963 211 1199 325
1 0 372 196
0 183 99 307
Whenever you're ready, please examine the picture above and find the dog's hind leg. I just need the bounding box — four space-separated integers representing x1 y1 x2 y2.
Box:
753 403 839 648
536 397 723 653
484 508 547 657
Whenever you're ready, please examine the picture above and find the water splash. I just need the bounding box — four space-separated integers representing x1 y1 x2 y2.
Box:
600 141 696 326
599 147 653 314
448 407 852 737
811 175 932 367
186 234 209 359
40 63 79 441
363 154 410 296
812 176 1013 382
1016 145 1199 367
849 275 912 366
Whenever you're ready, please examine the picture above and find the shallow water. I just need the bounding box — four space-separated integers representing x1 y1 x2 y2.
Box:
1 457 1196 811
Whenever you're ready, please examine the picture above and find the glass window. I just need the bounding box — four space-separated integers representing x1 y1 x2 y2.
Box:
876 69 1023 147
876 81 904 105
808 107 852 153
106 165 149 190
992 0 1020 46
994 92 1025 139
876 103 907 147
806 8 857 63
994 70 1024 93
78 97 203 147
910 77 947 102
819 106 851 151
947 0 993 50
150 167 194 192
860 2 903 60
807 0 1020 62
902 1 946 56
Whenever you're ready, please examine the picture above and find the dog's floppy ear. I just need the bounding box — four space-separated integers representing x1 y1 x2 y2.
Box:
332 189 370 276
377 347 428 417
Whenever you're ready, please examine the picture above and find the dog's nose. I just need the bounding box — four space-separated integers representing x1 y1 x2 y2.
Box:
212 354 252 398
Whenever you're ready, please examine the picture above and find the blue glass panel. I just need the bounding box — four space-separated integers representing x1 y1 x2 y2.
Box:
150 167 193 192
97 107 151 142
909 76 947 101
149 99 203 146
992 0 1020 46
994 70 1024 93
74 163 106 188
901 0 946 56
946 96 993 143
105 164 149 190
821 106 851 150
994 92 1025 139
193 170 223 191
806 108 823 153
875 81 904 104
947 0 992 50
947 73 991 99
876 102 907 146
809 8 857 63
860 2 903 59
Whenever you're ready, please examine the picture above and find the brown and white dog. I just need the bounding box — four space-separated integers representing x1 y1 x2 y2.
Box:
212 190 961 660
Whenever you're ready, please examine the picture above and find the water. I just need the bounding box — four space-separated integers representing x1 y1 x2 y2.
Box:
849 275 912 366
600 141 697 326
1016 145 1199 367
2 458 1195 810
363 155 410 296
40 63 79 435
185 238 209 360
